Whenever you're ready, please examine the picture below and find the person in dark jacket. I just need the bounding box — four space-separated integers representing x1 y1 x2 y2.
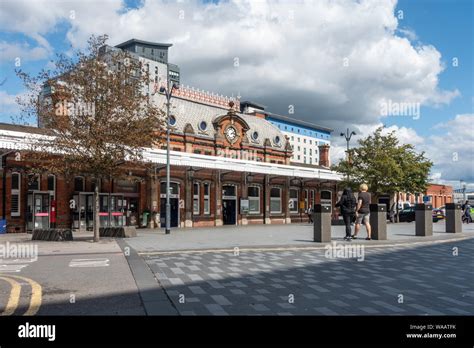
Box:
335 188 357 241
462 201 472 224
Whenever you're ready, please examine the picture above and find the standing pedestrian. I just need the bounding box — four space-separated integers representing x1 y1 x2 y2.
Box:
308 206 314 223
462 200 472 224
335 187 357 241
353 183 372 240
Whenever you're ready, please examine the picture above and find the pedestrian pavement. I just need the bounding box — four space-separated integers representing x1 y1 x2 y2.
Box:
125 221 474 253
0 232 144 315
142 237 474 315
1 222 472 316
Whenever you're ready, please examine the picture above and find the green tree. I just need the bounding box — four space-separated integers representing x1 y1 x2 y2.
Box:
332 127 433 219
16 34 166 241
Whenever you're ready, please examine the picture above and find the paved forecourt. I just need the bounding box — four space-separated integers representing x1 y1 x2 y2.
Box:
141 237 474 315
126 221 474 253
125 222 474 315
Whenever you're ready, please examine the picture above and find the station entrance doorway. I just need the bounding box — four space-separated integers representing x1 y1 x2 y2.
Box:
160 182 179 228
26 191 50 230
222 185 237 225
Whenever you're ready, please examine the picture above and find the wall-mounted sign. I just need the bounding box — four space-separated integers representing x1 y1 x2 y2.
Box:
160 193 179 199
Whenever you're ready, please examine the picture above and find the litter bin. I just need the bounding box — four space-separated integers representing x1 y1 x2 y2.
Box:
142 212 149 227
0 219 6 234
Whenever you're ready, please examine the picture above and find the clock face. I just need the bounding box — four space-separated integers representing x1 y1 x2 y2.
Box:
225 126 237 141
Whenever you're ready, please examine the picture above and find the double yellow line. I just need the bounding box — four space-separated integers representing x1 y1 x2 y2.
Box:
0 275 42 316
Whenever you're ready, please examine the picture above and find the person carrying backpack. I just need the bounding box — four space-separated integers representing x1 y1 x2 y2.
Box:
335 187 357 241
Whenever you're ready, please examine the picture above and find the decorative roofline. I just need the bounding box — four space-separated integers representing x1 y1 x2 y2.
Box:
171 84 241 110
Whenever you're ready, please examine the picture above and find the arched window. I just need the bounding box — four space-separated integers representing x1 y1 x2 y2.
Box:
74 176 85 192
321 191 332 200
203 183 210 215
270 187 281 213
289 189 299 213
47 174 56 198
248 186 260 214
193 183 200 215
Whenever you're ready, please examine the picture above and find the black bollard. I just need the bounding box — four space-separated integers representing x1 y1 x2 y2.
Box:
369 204 387 240
445 203 462 233
313 204 331 242
415 203 433 236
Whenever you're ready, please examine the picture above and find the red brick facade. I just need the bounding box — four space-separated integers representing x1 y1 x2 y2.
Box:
401 184 453 208
0 104 337 232
0 159 337 233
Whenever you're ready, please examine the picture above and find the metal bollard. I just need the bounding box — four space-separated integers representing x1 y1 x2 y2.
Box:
415 203 433 236
369 204 387 240
445 203 462 233
313 204 331 242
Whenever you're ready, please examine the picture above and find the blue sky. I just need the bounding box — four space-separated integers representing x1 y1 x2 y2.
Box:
0 0 472 186
385 0 473 138
1 0 472 127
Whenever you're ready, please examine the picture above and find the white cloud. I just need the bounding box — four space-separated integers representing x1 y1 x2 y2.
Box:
0 90 17 107
0 0 458 124
0 90 22 120
330 115 474 185
0 41 50 63
330 123 424 162
1 0 469 183
398 28 418 41
425 114 474 182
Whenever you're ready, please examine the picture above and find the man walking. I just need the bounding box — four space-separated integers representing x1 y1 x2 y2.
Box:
352 183 372 240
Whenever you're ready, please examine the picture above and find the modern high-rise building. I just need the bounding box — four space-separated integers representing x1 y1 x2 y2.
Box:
240 101 332 166
99 38 180 86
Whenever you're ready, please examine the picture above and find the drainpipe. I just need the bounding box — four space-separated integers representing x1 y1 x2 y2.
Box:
1 152 14 220
1 160 6 220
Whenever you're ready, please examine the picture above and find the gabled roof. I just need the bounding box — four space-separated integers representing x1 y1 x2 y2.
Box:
152 93 288 150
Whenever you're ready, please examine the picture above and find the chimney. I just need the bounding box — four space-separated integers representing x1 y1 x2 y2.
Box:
318 144 330 167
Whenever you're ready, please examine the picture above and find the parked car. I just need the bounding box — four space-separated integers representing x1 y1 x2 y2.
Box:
398 207 441 223
432 208 445 220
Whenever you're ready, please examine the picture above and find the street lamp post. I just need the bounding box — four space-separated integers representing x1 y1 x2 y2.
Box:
461 180 466 202
340 128 356 181
159 68 178 235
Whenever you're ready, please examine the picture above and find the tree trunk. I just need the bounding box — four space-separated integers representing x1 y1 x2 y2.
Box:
93 184 100 242
395 191 400 223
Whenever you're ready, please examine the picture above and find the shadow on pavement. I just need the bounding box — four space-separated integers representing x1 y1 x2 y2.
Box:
18 237 473 316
